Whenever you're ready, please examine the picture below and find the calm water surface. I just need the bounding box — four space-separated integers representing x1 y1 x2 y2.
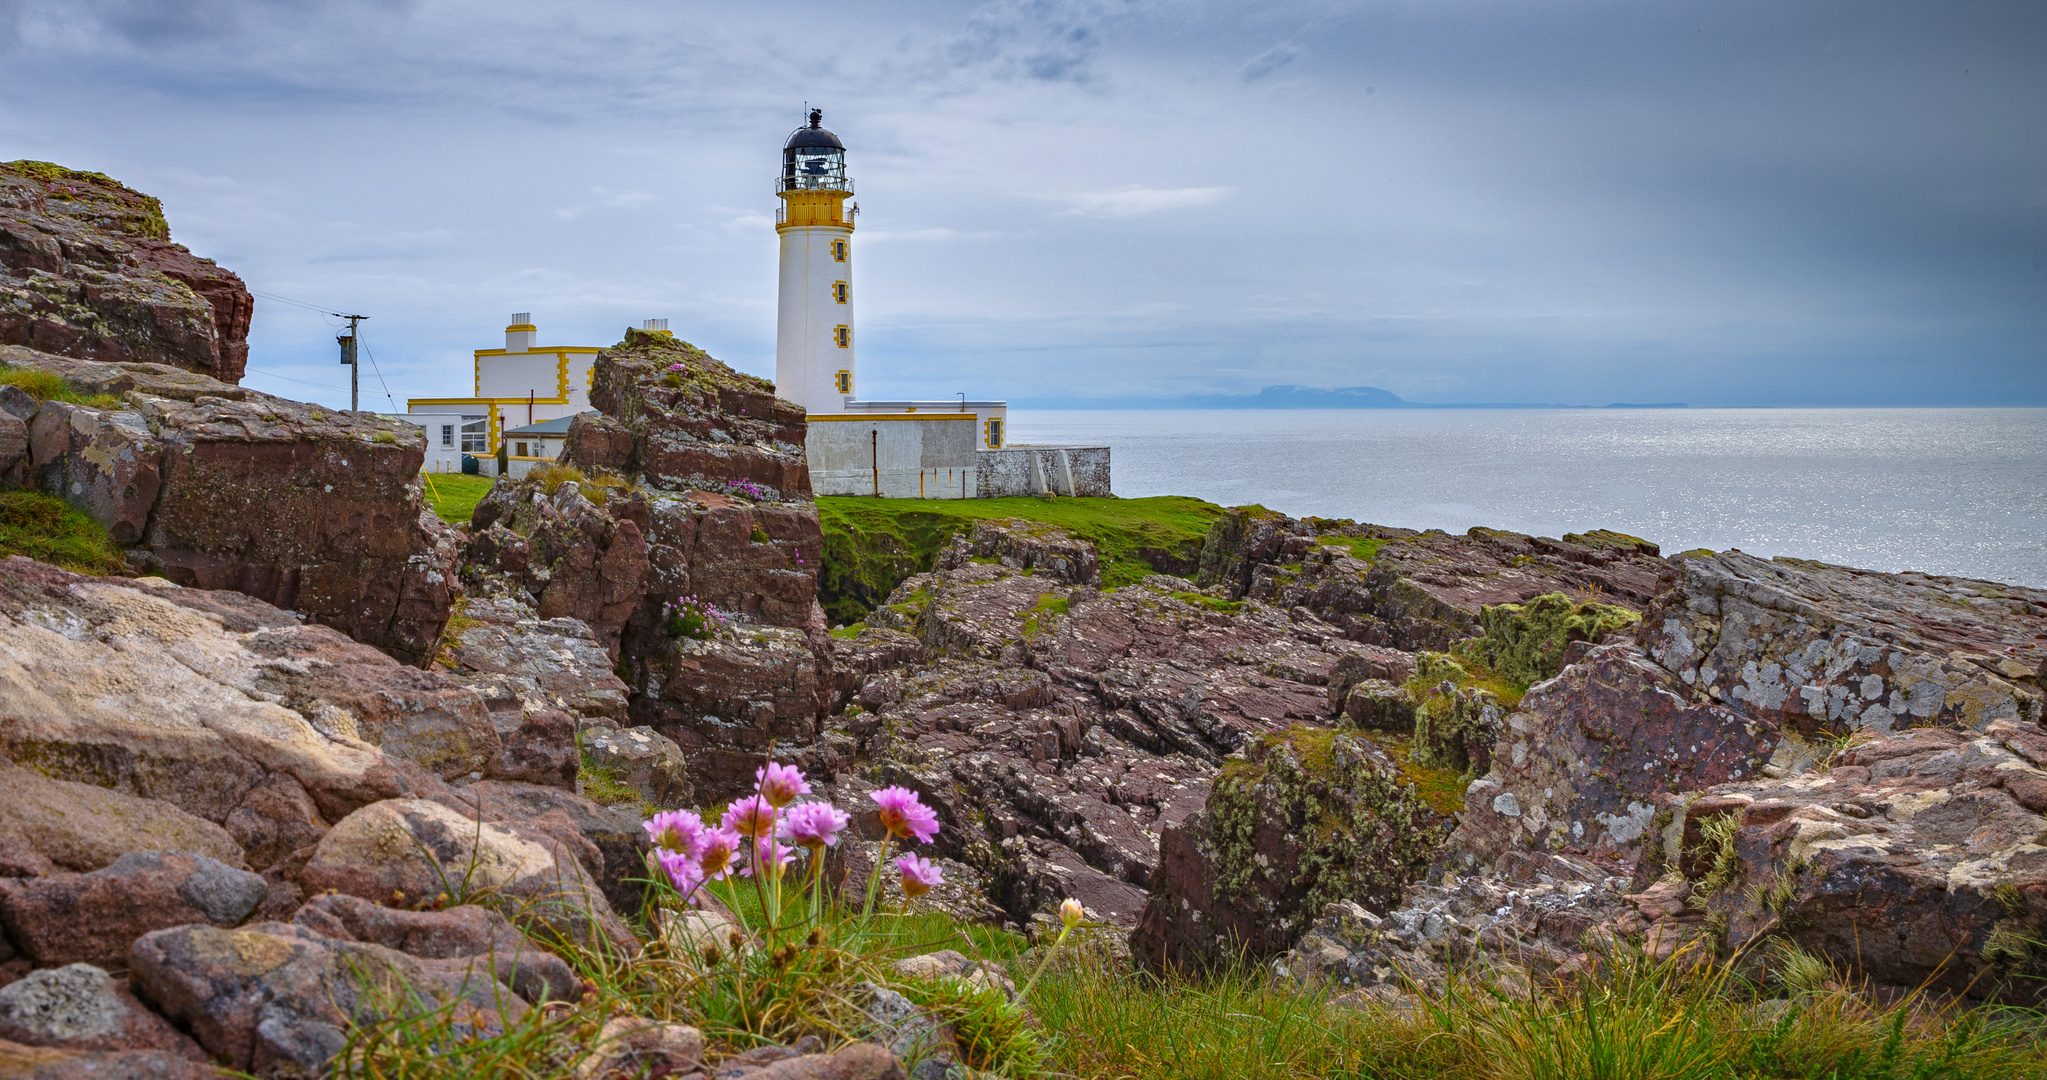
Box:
1005 408 2047 589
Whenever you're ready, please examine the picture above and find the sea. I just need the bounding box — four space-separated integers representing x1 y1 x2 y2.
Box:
1005 408 2047 590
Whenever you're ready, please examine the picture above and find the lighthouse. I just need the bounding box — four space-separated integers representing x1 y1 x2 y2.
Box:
775 110 857 414
773 109 1110 500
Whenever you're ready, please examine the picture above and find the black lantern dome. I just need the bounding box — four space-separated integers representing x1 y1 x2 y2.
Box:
781 109 852 193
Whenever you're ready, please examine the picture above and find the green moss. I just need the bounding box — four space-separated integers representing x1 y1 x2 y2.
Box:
1349 729 1467 815
1454 592 1639 688
4 160 171 239
1206 726 1445 922
816 495 1225 625
1403 652 1511 775
578 753 652 816
0 491 125 574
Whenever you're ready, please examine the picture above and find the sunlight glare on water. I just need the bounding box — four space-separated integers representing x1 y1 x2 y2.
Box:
1005 408 2047 588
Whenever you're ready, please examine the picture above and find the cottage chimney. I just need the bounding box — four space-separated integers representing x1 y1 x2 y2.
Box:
506 313 536 353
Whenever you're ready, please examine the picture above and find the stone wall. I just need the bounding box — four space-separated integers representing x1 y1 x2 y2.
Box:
805 415 977 499
977 445 1111 498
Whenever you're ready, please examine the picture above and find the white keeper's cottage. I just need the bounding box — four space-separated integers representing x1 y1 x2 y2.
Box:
407 314 601 477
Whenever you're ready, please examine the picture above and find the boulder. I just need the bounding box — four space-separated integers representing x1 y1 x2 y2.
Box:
1197 507 1670 651
637 489 826 632
467 477 650 650
1275 851 1632 999
25 402 161 544
291 893 578 1004
1443 642 1776 874
580 724 691 810
935 518 1101 586
1642 550 2045 735
0 963 204 1058
0 851 266 968
1650 723 2047 1004
0 560 480 824
1325 646 1419 711
715 1042 907 1080
1338 679 1415 731
1131 725 1448 973
453 780 651 922
440 594 631 725
0 762 244 875
640 624 826 801
298 797 628 947
128 921 527 1078
0 1038 220 1079
222 774 330 873
0 161 251 381
586 328 809 498
2 350 460 662
560 411 636 475
575 1017 705 1079
484 707 579 790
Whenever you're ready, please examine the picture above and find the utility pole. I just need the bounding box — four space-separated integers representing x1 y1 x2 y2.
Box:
336 314 366 412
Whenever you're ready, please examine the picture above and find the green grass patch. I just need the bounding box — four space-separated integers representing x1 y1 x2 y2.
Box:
828 622 866 640
0 490 125 574
1030 952 2047 1080
0 363 124 409
1319 535 1389 562
817 495 1226 626
419 473 496 525
1171 591 1243 613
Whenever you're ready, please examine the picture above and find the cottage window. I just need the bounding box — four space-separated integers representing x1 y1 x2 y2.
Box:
986 418 1004 448
516 441 529 457
441 424 455 448
460 416 488 453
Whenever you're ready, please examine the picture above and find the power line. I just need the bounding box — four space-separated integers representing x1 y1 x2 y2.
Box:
250 289 356 320
244 367 346 393
356 331 400 412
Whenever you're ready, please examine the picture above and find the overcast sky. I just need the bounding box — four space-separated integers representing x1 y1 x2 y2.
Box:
3 0 2042 408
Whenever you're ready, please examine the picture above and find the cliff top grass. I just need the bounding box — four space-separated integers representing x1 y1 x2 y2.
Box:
418 473 496 525
817 495 1226 625
0 491 126 575
2 159 172 241
0 362 125 409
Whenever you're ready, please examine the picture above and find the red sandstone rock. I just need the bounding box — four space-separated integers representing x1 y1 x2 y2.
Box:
0 963 206 1059
0 762 245 875
587 328 809 498
0 1037 219 1079
291 893 578 1003
129 921 527 1077
1444 642 1776 875
1 162 251 382
1198 507 1671 651
469 477 651 650
0 851 267 968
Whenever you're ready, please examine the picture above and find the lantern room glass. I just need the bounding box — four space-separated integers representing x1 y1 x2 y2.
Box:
783 147 849 192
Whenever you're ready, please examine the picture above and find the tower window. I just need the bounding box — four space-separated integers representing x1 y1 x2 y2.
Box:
833 281 849 303
834 325 851 348
986 418 1004 448
835 370 852 394
831 239 848 262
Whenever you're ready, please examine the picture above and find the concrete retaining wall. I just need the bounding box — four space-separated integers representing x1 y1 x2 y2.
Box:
806 415 978 498
978 445 1112 498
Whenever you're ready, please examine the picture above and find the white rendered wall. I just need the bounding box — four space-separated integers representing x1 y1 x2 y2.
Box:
775 224 855 414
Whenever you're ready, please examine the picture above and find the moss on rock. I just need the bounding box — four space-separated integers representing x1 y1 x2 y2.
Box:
1455 591 1639 688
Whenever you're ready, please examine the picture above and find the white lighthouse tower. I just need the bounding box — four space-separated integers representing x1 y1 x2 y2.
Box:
773 109 1107 501
774 110 857 414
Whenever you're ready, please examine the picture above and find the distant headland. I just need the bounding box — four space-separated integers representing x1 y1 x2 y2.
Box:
1014 385 1688 409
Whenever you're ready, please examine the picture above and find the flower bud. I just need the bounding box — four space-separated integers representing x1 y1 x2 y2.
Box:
1060 897 1084 928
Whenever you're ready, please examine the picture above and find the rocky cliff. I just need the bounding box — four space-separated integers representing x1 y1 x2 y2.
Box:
0 162 251 383
1 348 458 662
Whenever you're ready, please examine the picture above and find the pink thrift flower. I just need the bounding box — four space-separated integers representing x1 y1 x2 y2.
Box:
754 761 811 808
779 801 850 850
643 810 706 859
870 786 941 844
697 826 742 880
722 794 777 839
657 849 704 904
896 854 943 900
744 835 795 880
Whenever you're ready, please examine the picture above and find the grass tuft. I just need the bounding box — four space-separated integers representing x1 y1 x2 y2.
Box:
0 363 124 409
0 490 126 574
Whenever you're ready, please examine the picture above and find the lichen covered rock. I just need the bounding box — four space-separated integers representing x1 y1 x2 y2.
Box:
1 161 252 382
585 327 809 497
1131 725 1449 972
